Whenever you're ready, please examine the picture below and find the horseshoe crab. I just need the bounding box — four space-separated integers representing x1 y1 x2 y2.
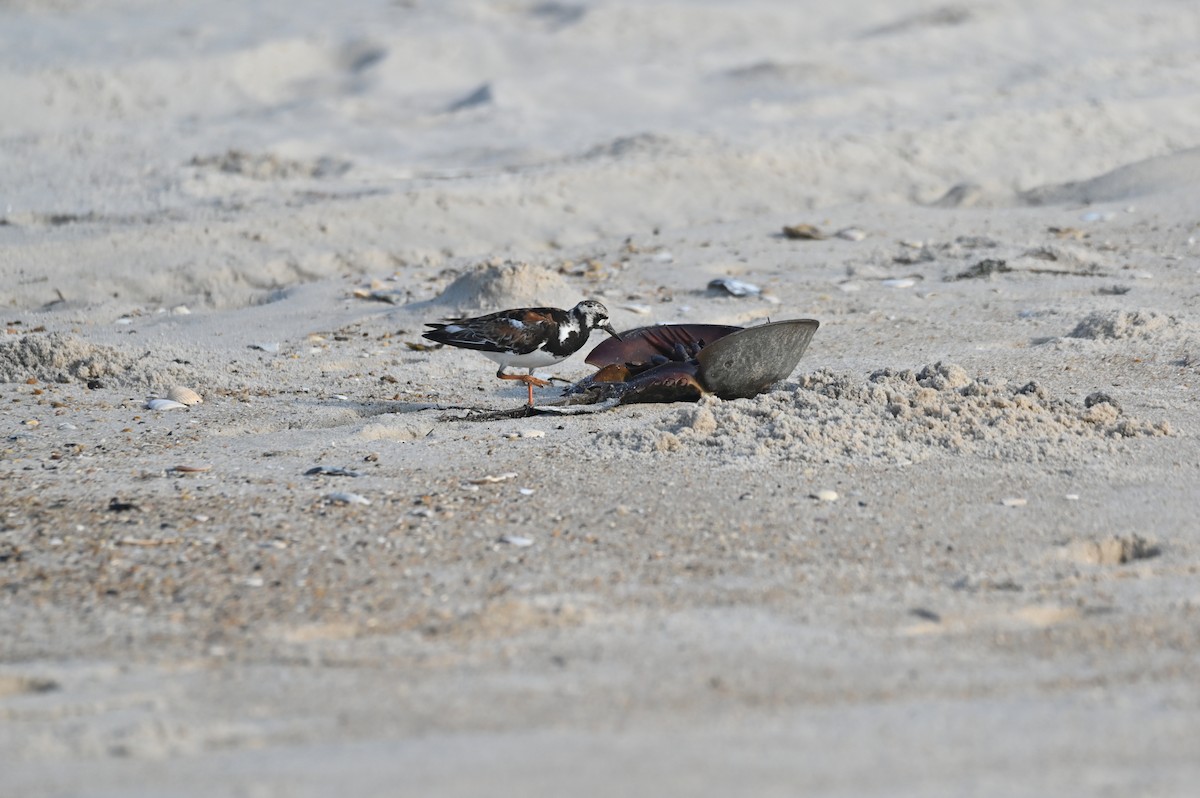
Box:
562 318 820 406
445 318 819 420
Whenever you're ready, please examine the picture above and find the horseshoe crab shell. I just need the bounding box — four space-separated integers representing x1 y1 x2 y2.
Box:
584 324 742 368
696 319 820 399
567 319 819 404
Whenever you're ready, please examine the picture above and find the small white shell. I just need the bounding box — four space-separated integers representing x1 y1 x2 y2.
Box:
325 491 371 506
166 386 203 406
146 398 188 411
499 535 534 547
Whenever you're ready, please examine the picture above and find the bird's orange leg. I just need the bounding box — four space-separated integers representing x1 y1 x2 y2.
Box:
497 369 550 406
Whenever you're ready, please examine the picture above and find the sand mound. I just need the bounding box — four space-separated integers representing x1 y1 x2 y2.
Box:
1067 310 1177 340
1021 147 1200 205
0 333 178 388
596 363 1169 465
417 261 581 315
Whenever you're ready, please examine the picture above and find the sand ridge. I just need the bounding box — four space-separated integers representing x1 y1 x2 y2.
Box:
595 362 1171 465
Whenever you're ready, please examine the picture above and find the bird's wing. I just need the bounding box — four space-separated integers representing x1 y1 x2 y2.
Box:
423 308 559 354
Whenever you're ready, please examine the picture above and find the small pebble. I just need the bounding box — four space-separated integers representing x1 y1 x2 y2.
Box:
813 489 839 502
1000 497 1027 507
305 466 361 477
1065 494 1080 501
881 278 917 289
836 227 866 241
518 487 535 496
499 535 534 547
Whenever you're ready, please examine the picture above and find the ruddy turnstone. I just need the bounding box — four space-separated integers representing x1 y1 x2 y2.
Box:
423 299 620 406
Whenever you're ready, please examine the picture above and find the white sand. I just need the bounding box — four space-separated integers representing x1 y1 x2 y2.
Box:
3 1 1200 795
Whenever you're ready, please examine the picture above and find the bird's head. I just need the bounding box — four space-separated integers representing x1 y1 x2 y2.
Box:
572 300 621 341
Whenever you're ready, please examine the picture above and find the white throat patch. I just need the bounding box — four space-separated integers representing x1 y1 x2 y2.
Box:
558 317 583 344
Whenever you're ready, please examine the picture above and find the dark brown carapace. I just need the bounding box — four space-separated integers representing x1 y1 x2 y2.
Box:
566 320 819 405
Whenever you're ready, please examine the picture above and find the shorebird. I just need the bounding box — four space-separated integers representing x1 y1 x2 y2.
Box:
423 299 620 406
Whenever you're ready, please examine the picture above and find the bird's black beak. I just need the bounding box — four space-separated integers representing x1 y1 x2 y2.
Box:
603 323 622 341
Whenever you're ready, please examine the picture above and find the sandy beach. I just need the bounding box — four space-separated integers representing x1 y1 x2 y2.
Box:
3 1 1200 795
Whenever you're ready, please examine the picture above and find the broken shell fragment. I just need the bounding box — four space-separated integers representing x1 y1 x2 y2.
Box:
782 223 827 240
470 472 519 484
708 277 761 297
504 429 545 440
166 386 203 406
